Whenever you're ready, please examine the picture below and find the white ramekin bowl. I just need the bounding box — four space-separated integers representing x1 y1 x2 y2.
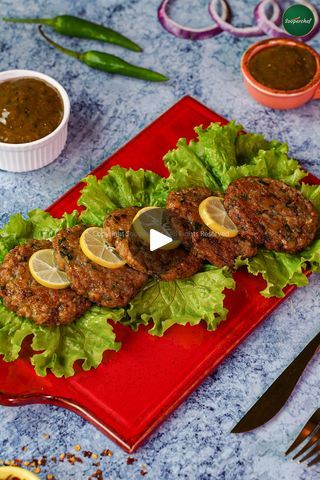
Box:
0 69 70 172
0 465 40 479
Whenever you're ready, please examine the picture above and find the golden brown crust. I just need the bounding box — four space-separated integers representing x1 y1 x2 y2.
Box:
0 239 91 325
224 177 319 253
53 225 148 307
104 207 203 280
166 187 257 268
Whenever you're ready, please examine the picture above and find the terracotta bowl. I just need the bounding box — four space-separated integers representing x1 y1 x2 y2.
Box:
241 38 320 109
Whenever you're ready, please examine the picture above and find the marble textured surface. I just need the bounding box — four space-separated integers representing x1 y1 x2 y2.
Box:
0 0 320 479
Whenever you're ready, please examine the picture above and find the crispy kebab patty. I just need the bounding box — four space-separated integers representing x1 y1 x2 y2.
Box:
104 207 203 281
166 187 258 268
53 225 148 307
224 177 319 253
0 239 91 326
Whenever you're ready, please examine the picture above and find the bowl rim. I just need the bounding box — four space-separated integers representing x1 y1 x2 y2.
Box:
241 37 320 98
0 69 70 149
0 465 40 479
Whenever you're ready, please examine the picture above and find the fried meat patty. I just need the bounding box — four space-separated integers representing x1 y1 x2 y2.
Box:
53 225 148 307
166 187 258 268
104 207 203 281
224 177 318 253
0 240 91 326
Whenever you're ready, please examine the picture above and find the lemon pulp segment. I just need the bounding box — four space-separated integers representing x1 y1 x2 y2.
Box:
29 249 70 289
79 227 126 268
198 196 238 238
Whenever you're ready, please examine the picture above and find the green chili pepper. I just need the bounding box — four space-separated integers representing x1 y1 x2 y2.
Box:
38 27 168 82
3 14 142 52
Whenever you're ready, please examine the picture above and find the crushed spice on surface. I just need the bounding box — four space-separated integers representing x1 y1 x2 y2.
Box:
0 441 149 480
91 469 103 480
140 465 148 476
101 449 112 457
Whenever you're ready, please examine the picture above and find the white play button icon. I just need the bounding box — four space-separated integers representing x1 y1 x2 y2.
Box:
149 229 173 252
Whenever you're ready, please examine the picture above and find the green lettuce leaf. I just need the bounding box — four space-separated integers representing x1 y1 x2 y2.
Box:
235 132 274 164
0 209 79 263
191 122 241 181
218 140 306 190
235 250 308 298
0 208 123 378
79 166 166 226
126 267 235 336
300 183 320 216
0 301 123 378
163 122 306 193
163 137 220 192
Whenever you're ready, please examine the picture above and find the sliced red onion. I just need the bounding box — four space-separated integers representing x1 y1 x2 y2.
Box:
158 0 228 40
208 0 282 37
255 0 320 41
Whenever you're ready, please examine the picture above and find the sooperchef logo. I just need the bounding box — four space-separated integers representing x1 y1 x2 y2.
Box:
283 3 316 37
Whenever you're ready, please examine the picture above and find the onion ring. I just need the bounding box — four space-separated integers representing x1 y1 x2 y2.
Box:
254 0 320 41
208 0 282 37
158 0 228 40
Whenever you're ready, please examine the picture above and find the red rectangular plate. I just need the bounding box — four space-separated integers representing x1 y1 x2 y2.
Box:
0 96 318 452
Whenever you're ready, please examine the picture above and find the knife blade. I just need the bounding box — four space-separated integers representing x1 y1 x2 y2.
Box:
231 329 320 433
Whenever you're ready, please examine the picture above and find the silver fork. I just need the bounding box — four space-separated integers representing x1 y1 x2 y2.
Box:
285 409 320 467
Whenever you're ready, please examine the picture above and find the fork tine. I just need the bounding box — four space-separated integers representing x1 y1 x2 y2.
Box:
292 429 320 460
298 442 320 463
285 409 320 455
308 453 320 467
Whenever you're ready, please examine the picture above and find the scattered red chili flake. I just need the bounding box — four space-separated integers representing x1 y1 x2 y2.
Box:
24 461 30 467
140 465 148 476
92 461 101 467
51 456 57 463
42 433 50 440
12 459 22 467
91 453 99 460
127 456 137 465
92 469 103 480
34 467 41 474
100 449 113 457
59 453 65 462
22 446 28 452
47 475 56 480
83 451 93 458
74 444 81 452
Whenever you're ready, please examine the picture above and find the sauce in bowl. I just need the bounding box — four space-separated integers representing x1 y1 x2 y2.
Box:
0 77 64 144
248 44 317 91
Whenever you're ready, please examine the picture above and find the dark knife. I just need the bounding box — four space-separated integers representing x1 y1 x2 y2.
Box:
231 330 320 433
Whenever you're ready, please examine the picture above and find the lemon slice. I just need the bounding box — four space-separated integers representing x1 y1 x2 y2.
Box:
80 227 126 269
132 206 181 250
29 249 70 289
199 196 238 238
